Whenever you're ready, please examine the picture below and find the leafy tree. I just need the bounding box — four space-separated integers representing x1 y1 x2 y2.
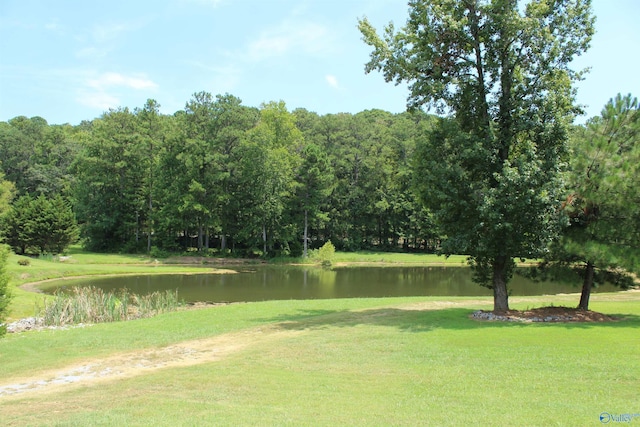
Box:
313 112 358 249
0 173 15 219
296 142 334 257
45 195 80 254
235 101 302 255
0 117 42 195
0 173 15 337
557 94 640 309
154 114 191 251
0 117 79 198
74 108 146 251
135 99 163 253
360 0 594 311
3 195 33 254
172 92 259 252
180 92 220 251
207 94 259 251
0 244 10 337
3 195 78 255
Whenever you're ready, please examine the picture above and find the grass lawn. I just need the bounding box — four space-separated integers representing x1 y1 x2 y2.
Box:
1 292 639 426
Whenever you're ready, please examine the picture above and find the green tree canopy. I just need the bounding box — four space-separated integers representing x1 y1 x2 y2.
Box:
360 0 594 311
558 94 640 309
3 195 78 255
74 107 147 252
235 101 303 256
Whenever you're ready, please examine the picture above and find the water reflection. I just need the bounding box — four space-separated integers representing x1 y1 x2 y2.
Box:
45 266 615 303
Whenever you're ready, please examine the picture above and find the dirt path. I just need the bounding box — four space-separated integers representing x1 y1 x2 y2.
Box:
0 325 302 398
0 300 486 398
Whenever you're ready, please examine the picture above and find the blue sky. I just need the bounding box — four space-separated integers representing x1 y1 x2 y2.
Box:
0 0 638 125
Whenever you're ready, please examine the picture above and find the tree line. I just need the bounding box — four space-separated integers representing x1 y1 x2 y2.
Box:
0 96 439 258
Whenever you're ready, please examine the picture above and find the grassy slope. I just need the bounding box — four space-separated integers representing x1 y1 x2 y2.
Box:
1 293 639 426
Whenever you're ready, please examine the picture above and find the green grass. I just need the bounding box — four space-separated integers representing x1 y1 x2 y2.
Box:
1 293 639 426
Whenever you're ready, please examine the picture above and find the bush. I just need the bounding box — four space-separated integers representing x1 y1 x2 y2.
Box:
17 258 30 266
150 246 171 259
317 240 336 267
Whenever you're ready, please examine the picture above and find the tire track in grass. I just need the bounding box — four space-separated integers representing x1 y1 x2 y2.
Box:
0 325 303 398
0 299 493 398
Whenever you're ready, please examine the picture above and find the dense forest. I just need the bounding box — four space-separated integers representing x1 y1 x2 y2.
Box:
0 95 440 257
1 92 638 266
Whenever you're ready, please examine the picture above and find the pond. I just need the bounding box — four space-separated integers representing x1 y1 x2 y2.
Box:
42 266 616 303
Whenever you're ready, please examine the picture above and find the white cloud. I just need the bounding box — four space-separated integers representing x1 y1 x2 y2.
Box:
325 75 339 89
87 72 158 90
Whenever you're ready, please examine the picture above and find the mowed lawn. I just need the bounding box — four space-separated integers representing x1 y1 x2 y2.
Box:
1 292 638 426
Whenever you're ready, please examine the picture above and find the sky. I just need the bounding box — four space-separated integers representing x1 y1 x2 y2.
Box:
0 0 638 125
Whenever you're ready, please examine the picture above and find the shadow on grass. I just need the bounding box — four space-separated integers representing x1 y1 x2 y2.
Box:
257 307 640 333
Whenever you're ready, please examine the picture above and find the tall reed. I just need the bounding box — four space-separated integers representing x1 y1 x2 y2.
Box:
132 289 181 317
38 286 181 326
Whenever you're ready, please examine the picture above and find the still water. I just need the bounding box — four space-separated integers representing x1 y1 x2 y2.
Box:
44 266 615 303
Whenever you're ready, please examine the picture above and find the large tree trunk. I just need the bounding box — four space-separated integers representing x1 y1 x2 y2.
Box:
492 256 510 313
578 261 594 310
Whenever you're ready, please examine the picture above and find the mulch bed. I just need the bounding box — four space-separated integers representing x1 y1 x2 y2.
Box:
470 306 618 323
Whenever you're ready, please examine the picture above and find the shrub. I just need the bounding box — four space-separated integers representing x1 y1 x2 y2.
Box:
317 240 336 267
150 246 171 259
17 258 30 266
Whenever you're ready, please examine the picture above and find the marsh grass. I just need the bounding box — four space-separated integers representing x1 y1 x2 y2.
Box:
38 286 181 326
132 289 181 316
